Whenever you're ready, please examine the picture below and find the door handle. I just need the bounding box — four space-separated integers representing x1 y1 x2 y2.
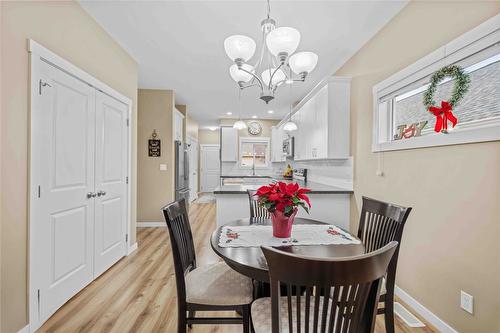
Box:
97 190 106 197
87 192 97 199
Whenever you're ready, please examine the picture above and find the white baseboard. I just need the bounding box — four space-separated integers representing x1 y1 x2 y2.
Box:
17 324 30 333
136 221 165 228
395 285 458 333
127 242 138 255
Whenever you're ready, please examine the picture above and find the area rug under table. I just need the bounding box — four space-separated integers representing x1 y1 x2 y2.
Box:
218 224 361 248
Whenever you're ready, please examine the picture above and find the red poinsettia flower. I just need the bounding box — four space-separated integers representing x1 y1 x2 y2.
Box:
254 181 312 217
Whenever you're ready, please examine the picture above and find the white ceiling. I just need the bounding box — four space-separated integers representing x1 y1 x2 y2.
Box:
79 0 407 127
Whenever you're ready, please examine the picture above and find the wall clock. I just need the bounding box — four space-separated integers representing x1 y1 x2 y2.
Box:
247 121 262 135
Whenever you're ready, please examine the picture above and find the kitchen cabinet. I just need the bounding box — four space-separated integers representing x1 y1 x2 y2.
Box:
291 76 351 161
271 126 286 162
220 127 238 162
173 109 184 142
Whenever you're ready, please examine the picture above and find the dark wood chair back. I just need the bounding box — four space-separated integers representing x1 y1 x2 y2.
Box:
357 196 411 286
262 242 398 333
247 190 270 219
162 199 197 302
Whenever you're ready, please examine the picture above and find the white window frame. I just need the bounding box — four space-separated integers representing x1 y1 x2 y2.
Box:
372 14 500 152
239 137 271 169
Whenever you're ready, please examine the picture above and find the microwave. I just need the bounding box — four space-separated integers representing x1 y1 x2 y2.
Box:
282 136 294 158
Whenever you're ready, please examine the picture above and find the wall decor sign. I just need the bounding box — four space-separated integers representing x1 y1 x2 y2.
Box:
423 65 470 133
393 121 428 140
148 129 161 157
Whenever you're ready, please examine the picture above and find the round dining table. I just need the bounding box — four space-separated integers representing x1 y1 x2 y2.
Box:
210 217 365 282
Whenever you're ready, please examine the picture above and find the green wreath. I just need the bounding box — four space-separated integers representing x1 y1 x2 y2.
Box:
423 65 470 109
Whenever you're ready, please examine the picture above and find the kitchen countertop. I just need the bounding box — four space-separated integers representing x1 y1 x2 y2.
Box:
214 178 353 194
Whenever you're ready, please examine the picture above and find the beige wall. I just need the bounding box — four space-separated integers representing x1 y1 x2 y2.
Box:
137 89 175 222
336 2 500 332
199 129 220 145
0 1 138 332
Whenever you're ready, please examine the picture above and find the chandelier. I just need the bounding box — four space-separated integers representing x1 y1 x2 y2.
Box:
223 0 318 104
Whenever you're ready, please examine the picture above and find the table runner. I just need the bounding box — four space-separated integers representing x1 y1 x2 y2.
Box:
218 224 361 248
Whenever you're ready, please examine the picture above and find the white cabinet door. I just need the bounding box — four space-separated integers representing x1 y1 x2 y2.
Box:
271 126 285 162
221 127 238 162
32 61 96 327
200 145 221 192
94 91 128 278
173 110 184 142
314 85 329 159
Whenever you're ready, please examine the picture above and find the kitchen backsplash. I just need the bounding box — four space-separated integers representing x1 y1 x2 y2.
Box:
288 157 353 190
221 161 286 177
221 158 353 190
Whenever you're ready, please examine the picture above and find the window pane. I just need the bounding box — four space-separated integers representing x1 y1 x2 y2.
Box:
393 54 500 138
241 156 253 167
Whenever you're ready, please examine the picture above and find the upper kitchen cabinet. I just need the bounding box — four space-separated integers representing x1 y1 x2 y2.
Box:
220 126 238 162
292 76 351 160
271 125 286 162
173 109 184 142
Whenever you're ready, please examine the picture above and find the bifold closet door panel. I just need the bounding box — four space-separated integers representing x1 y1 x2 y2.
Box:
32 60 96 322
93 91 128 277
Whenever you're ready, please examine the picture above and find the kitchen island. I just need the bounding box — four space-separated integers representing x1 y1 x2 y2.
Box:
214 178 353 229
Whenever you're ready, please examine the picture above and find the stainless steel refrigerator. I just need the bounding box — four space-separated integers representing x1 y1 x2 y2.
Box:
175 140 190 207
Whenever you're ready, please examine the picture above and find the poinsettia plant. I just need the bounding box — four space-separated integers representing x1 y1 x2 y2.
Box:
254 181 311 217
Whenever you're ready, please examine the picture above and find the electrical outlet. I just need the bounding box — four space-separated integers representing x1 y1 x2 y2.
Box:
460 290 473 314
159 164 167 171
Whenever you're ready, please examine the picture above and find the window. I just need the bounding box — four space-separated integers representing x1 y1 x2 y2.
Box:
239 137 270 168
373 15 500 152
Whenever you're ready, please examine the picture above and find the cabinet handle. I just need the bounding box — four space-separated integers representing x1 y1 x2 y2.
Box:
97 190 106 197
87 192 97 199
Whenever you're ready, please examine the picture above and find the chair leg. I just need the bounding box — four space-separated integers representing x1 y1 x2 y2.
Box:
187 310 196 329
384 292 395 333
242 304 250 333
178 304 187 333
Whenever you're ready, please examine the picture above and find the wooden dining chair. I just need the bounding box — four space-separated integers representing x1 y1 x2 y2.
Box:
247 190 270 219
162 199 253 333
357 196 412 333
251 242 398 333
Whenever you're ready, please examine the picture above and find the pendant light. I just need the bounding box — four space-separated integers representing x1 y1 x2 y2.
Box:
233 89 247 130
283 73 298 131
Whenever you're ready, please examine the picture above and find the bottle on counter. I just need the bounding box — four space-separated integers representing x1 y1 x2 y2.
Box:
283 164 293 180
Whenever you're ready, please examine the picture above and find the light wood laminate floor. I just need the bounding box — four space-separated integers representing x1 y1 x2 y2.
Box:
39 199 436 333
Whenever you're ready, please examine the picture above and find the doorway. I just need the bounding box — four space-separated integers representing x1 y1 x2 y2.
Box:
200 144 220 192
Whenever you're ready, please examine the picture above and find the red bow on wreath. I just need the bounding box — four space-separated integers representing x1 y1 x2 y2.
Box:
428 101 458 133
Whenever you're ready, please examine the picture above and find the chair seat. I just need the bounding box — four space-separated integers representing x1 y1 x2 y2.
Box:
251 296 331 333
185 261 253 306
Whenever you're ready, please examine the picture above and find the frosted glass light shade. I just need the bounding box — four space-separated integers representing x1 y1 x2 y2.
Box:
266 27 301 57
229 64 254 83
233 120 247 130
261 68 286 87
283 121 298 131
289 52 318 74
224 35 256 62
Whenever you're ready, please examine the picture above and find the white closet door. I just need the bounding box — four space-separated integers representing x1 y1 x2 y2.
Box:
32 61 96 324
94 91 128 277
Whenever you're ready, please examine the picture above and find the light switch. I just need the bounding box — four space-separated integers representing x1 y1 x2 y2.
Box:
159 164 167 171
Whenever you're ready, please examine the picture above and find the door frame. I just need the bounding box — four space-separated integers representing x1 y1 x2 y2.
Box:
28 40 133 332
199 144 220 192
186 135 199 202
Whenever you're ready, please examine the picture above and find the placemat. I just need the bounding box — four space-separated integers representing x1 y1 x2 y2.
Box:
218 224 361 248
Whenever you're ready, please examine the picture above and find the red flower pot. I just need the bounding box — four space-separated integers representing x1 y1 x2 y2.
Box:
271 208 297 238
